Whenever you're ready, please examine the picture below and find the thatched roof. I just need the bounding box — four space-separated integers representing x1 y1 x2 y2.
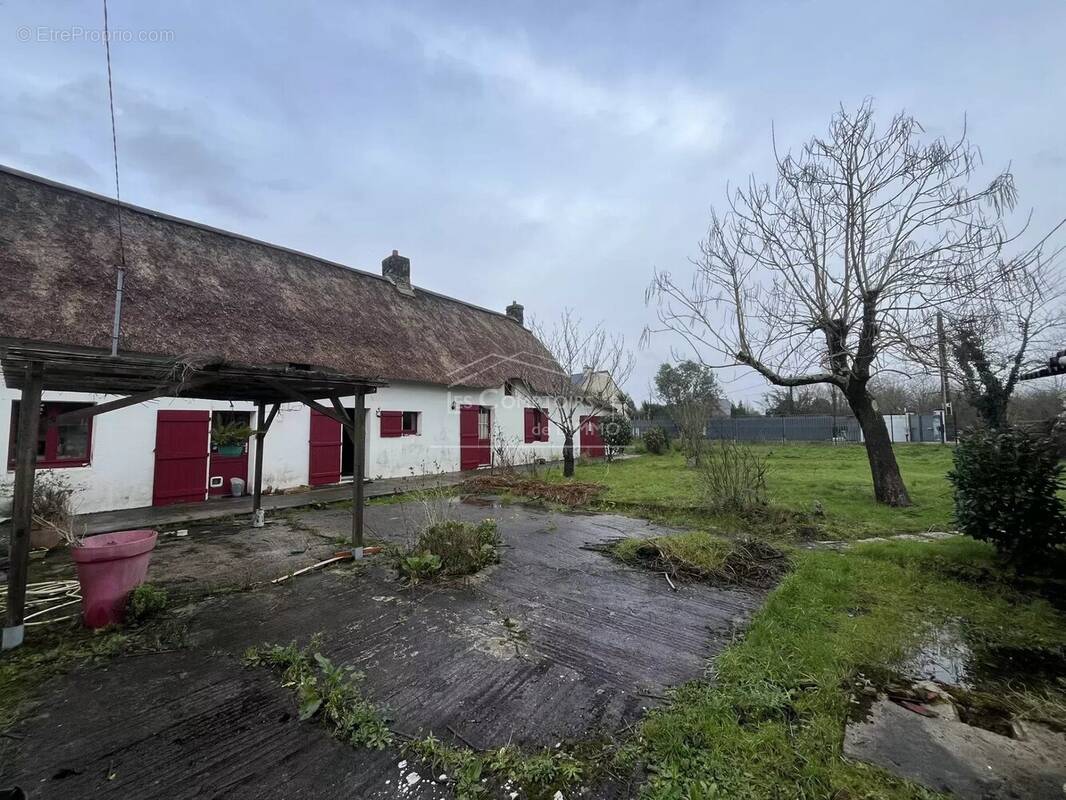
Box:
0 166 560 390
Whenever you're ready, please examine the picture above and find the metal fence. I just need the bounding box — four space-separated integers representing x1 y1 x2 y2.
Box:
707 415 863 442
633 411 954 444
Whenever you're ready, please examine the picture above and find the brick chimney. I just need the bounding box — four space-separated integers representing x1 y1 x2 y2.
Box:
382 250 412 292
506 300 524 326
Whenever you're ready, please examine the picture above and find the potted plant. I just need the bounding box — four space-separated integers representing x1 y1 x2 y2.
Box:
36 501 158 629
212 420 253 456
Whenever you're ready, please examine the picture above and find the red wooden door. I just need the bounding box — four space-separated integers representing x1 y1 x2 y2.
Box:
459 405 491 470
580 415 605 457
309 409 342 485
152 411 210 507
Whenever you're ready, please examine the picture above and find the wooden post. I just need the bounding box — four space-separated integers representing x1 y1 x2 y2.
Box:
252 401 266 527
4 362 43 650
353 390 367 550
251 402 279 528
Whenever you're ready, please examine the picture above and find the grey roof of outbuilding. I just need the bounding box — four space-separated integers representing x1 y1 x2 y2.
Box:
0 166 560 389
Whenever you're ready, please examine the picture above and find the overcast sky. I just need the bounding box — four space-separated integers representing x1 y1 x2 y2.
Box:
3 1 1064 405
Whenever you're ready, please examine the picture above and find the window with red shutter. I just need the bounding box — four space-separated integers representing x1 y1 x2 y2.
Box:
524 408 535 443
538 409 550 442
380 410 403 437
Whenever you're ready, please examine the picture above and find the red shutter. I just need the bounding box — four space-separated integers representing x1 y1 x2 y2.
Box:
380 410 403 438
524 408 535 443
539 409 550 442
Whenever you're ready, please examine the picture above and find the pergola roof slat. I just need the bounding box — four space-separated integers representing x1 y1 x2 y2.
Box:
0 341 386 402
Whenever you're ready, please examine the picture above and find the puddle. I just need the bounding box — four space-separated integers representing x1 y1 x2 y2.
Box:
902 622 973 687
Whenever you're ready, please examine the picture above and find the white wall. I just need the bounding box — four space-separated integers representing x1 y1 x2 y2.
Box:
0 375 584 516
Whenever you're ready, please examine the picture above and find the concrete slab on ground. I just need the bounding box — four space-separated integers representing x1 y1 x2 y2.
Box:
845 697 1066 799
3 498 763 799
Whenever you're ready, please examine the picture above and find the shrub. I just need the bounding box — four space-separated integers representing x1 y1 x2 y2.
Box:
126 583 168 623
643 426 669 455
699 439 769 512
398 519 500 582
599 414 632 461
949 425 1065 567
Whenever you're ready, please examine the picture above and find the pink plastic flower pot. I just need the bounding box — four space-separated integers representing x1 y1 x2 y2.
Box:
70 530 158 628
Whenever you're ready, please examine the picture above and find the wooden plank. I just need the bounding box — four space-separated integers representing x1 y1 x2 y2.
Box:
261 379 353 429
4 362 43 648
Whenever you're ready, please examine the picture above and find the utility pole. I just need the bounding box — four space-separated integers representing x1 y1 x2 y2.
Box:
936 311 951 444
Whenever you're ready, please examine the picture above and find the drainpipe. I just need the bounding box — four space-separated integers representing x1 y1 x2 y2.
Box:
110 265 125 356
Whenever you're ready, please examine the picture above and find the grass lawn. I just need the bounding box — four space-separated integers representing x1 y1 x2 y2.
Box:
615 535 1066 799
556 443 955 539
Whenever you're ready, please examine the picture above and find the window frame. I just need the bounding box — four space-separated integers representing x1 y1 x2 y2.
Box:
7 400 94 470
401 411 420 436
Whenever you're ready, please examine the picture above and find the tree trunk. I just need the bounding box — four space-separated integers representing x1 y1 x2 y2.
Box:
847 387 912 507
563 433 575 478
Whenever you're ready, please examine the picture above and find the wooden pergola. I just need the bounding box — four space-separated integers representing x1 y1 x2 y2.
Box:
1 343 385 650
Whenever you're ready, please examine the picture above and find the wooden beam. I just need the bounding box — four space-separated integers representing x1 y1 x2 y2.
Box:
48 375 216 427
261 379 353 429
251 402 270 522
4 362 43 649
261 402 281 432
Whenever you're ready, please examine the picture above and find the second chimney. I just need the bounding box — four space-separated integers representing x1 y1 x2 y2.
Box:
506 300 524 326
382 250 411 291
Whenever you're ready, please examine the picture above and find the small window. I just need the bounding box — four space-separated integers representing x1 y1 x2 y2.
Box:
7 401 93 469
504 381 514 396
211 410 252 455
381 410 420 437
478 407 490 440
402 411 420 436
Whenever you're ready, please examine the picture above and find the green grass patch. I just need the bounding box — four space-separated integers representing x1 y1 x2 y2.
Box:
554 444 955 539
629 538 1066 799
611 531 791 587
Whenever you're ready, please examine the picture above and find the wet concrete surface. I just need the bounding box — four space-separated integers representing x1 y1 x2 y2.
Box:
845 697 1066 799
3 499 763 799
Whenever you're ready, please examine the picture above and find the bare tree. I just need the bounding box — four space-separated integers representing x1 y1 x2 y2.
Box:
646 102 1023 506
945 257 1063 428
520 310 634 478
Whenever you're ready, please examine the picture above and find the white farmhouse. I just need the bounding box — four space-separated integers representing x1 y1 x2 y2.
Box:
0 166 595 516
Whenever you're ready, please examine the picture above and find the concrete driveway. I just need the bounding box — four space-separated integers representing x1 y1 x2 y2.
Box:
3 498 764 799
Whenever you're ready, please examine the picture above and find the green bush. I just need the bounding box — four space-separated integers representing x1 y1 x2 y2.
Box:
643 426 669 455
126 583 168 624
600 414 632 461
398 519 500 582
949 425 1065 567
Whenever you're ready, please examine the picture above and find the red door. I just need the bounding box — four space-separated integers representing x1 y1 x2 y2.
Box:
152 411 210 507
459 405 491 470
309 409 342 486
580 415 604 457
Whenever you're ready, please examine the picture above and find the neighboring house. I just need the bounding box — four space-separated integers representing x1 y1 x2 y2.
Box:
0 166 594 515
569 369 628 416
